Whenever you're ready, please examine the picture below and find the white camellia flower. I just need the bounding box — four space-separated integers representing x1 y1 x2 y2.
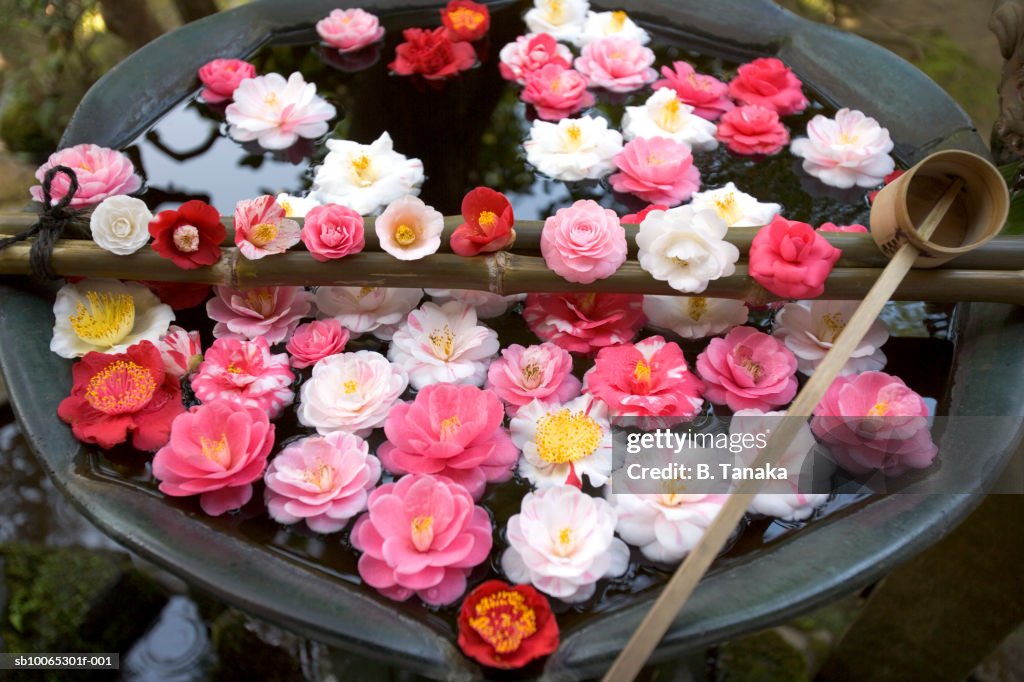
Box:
773 300 888 376
643 295 749 339
225 72 336 150
688 182 781 228
311 132 425 215
635 206 740 294
523 115 623 182
388 300 500 389
297 350 408 437
578 9 650 46
511 394 612 488
524 0 589 43
622 88 717 151
424 289 525 319
89 195 153 255
608 491 728 564
375 195 444 261
51 279 174 358
501 485 629 603
314 286 422 340
730 409 830 521
274 192 321 218
790 108 895 189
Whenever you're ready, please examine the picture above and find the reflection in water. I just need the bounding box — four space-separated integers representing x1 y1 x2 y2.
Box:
123 597 214 682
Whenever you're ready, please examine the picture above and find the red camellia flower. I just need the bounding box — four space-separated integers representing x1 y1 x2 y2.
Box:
451 187 515 256
620 203 669 225
149 200 226 269
441 0 490 42
57 340 184 451
748 215 842 299
390 27 477 80
141 281 212 310
457 580 559 669
867 169 906 203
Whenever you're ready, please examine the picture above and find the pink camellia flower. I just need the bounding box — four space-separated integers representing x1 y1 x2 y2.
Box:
811 371 937 476
652 61 734 121
316 8 385 53
300 203 365 262
574 35 656 92
264 431 381 533
540 199 627 284
749 215 842 299
157 325 203 378
818 222 869 233
297 350 408 436
716 105 790 155
351 474 493 606
609 136 701 206
524 293 645 354
234 195 302 259
791 108 895 189
583 335 704 429
152 400 275 516
192 336 295 419
499 32 573 84
621 203 668 225
379 384 518 500
226 72 336 150
206 285 313 344
521 64 595 120
31 144 142 208
286 319 349 369
728 57 808 116
696 326 798 412
486 343 582 416
197 58 256 103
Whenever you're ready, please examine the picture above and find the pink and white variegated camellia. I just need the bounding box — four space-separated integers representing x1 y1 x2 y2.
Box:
790 108 895 189
298 350 408 437
206 285 313 345
192 336 296 419
233 195 302 259
156 325 203 378
225 72 336 150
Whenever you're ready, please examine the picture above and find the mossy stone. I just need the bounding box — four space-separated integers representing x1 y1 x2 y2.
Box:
717 630 810 682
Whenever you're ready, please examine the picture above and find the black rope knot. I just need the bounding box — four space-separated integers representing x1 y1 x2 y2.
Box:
0 164 80 283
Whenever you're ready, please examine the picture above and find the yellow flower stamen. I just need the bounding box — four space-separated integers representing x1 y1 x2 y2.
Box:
243 289 275 317
226 364 243 374
688 296 707 321
868 401 889 417
610 10 628 30
429 325 456 360
304 461 333 491
819 312 846 343
468 590 538 655
343 380 358 394
200 433 230 468
735 347 764 381
713 192 741 225
394 224 417 247
411 515 434 552
563 123 584 151
357 286 377 298
478 210 497 227
249 222 279 248
633 359 651 385
521 362 542 389
84 360 156 415
69 291 136 347
264 92 280 108
439 414 461 440
448 6 485 31
544 0 565 23
351 154 375 187
535 409 603 464
279 200 294 216
656 98 683 132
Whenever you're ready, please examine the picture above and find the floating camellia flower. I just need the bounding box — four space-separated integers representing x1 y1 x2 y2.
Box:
388 300 500 389
485 342 582 416
148 199 226 269
652 61 734 121
57 340 183 451
351 474 493 606
583 335 704 429
51 278 175 358
774 300 888 377
316 8 385 53
425 289 523 319
696 326 798 412
811 371 937 476
523 115 623 182
523 292 645 354
285 319 350 369
233 195 302 260
375 195 445 261
578 10 650 46
790 108 896 189
275 192 321 218
818 222 869 233
300 203 365 261
622 88 718 151
521 64 595 121
748 215 842 299
643 295 749 340
688 182 782 228
501 485 629 602
716 105 790 156
635 206 739 293
379 383 517 500
541 199 627 284
157 326 203 379
610 136 701 206
728 57 808 116
311 132 425 215
264 431 381 533
524 0 589 43
451 187 515 257
441 0 491 42
314 286 422 340
389 27 477 79
297 350 408 436
457 580 559 670
197 58 256 103
152 400 275 516
31 144 143 208
498 32 573 84
609 490 729 564
574 35 656 92
225 72 336 150
511 394 612 488
192 336 295 419
206 285 313 344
